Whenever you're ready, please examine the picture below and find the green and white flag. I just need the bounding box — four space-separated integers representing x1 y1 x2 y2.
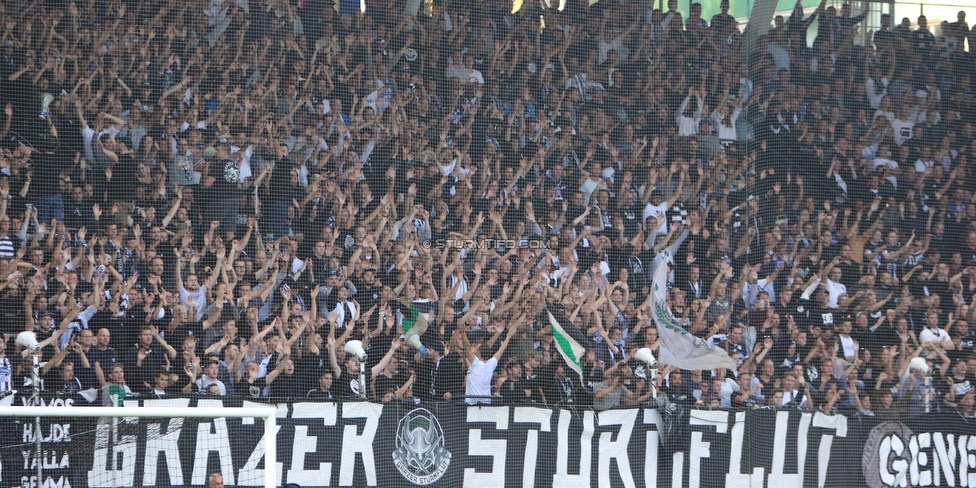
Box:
402 299 432 337
650 262 737 371
546 305 587 382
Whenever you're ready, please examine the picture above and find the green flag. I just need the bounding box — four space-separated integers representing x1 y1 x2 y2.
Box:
547 306 586 383
402 301 430 337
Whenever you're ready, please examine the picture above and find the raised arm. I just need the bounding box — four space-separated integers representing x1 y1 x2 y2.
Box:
492 319 524 362
327 326 342 377
264 353 292 385
150 325 177 359
369 336 404 377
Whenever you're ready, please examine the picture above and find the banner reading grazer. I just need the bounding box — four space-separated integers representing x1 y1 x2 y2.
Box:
3 395 976 488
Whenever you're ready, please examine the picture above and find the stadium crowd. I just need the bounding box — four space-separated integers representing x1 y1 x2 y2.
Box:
0 0 974 418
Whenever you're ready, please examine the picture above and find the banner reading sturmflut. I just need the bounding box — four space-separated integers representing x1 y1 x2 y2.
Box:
650 261 737 371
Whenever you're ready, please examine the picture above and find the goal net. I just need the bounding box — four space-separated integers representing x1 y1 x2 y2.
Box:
0 404 277 488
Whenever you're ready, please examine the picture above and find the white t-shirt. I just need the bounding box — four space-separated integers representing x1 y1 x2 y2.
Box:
180 285 209 321
891 117 914 146
676 96 703 137
196 376 227 395
579 178 600 206
642 201 669 235
467 69 485 85
919 327 952 348
865 77 888 109
838 334 856 359
465 356 498 405
871 157 899 171
712 107 740 141
781 389 808 407
824 279 846 309
717 377 737 408
331 301 358 329
914 159 936 173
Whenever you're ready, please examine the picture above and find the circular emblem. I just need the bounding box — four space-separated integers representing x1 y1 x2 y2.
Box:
176 156 192 175
392 408 452 485
862 421 914 488
224 161 240 183
527 62 537 74
806 365 818 382
404 48 418 61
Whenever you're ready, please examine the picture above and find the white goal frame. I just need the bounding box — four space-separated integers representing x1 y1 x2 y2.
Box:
0 406 278 488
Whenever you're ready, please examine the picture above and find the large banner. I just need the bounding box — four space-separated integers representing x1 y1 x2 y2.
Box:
3 395 976 488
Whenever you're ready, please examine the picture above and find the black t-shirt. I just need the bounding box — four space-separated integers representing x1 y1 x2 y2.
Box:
619 203 642 238
500 378 531 404
920 278 951 303
710 13 735 37
954 331 976 360
27 149 64 199
307 389 336 400
94 154 140 203
873 30 896 49
731 392 755 410
296 352 330 392
852 326 882 354
263 158 299 205
65 351 96 389
1 76 46 148
87 346 119 374
799 302 835 331
203 158 239 205
236 377 269 399
758 374 777 396
836 260 860 289
269 372 304 399
121 345 166 393
773 299 799 323
338 369 372 400
373 371 407 399
357 282 382 311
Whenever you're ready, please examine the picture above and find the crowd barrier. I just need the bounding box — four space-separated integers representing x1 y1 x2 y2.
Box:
3 394 975 488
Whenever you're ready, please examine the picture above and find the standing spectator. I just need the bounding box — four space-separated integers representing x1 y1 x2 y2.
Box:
465 321 522 405
307 370 336 400
328 332 401 401
732 370 761 409
194 360 228 395
122 326 177 394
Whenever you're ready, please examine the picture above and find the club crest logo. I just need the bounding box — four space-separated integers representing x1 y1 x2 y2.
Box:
392 408 451 485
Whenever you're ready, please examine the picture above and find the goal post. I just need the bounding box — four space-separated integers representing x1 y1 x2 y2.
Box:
0 405 278 488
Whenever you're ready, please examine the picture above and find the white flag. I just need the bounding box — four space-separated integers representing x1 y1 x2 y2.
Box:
650 262 737 371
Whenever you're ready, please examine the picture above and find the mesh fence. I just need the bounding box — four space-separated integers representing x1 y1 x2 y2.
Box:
2 0 976 486
0 400 273 488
